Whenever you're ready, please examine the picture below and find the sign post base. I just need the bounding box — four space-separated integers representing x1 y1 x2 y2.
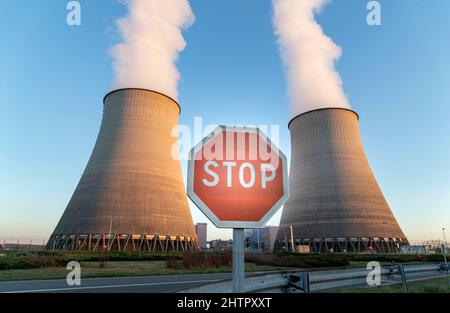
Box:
232 228 245 293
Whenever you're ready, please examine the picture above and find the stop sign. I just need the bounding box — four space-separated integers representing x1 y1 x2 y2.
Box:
187 126 288 228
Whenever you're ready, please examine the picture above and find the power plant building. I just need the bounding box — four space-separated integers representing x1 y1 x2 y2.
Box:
195 223 208 250
248 226 279 252
276 108 408 253
47 89 198 252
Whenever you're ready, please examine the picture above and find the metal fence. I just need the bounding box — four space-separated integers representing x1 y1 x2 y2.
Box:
0 240 46 251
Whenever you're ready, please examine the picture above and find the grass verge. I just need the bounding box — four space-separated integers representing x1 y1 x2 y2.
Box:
331 276 450 293
0 261 291 281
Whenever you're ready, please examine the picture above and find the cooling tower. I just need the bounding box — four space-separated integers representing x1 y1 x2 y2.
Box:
47 89 198 252
276 108 408 253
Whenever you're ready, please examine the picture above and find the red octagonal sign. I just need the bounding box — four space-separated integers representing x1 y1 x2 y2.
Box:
187 126 288 228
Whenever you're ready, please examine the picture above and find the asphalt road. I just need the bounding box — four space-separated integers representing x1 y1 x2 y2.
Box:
0 267 447 293
0 272 231 293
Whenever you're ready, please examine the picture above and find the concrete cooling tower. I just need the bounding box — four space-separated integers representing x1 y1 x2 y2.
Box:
47 89 198 252
276 108 408 253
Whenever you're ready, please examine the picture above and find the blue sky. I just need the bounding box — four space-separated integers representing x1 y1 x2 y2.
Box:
1 0 449 243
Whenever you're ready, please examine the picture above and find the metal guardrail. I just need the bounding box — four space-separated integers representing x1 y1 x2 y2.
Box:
181 262 448 293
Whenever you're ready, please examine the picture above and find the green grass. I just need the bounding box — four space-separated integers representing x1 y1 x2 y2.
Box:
1 250 448 282
0 261 291 281
346 261 404 268
331 277 450 293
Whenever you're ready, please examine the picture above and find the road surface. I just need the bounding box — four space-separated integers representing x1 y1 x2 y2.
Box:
0 272 263 293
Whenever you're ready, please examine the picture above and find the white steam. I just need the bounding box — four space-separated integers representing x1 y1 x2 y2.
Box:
273 0 350 117
111 0 195 100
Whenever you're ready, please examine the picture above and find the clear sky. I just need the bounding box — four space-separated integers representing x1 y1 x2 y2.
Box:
1 0 449 244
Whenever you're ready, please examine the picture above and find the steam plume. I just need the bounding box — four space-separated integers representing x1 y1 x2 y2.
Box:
111 0 195 100
273 0 349 117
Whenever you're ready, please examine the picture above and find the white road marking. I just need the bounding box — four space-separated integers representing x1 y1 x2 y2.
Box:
0 272 233 285
3 279 221 293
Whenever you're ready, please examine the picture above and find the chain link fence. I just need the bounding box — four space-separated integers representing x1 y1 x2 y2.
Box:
0 239 47 251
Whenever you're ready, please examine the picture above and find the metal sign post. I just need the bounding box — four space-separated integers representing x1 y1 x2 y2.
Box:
232 228 245 293
289 225 295 253
398 264 408 293
442 228 449 287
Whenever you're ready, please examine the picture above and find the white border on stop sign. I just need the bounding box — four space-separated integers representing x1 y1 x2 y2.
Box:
186 125 289 229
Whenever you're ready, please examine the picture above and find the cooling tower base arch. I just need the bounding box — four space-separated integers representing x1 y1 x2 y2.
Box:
274 237 408 254
46 234 199 252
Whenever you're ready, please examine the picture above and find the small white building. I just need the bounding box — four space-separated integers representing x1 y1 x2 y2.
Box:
400 245 433 254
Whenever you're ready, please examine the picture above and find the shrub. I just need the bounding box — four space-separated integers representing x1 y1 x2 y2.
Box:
167 252 232 269
167 256 183 269
0 251 184 270
245 253 350 268
0 251 68 270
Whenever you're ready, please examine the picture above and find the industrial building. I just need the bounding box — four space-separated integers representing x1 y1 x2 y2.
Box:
209 239 233 252
276 108 408 253
400 245 434 255
247 227 279 252
195 223 208 250
47 89 198 252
